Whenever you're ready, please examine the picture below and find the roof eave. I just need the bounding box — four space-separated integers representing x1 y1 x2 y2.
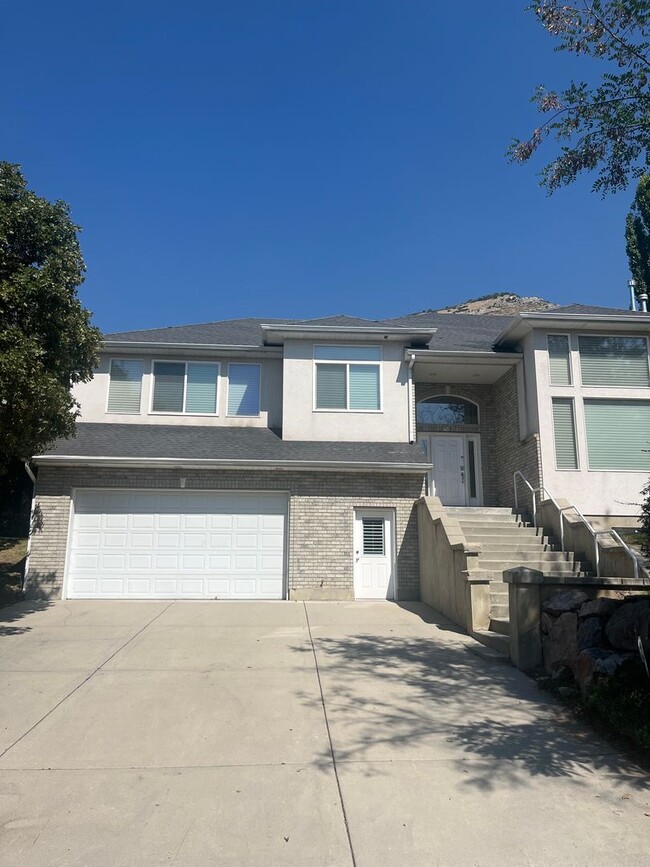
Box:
34 454 430 473
494 311 650 346
260 324 437 344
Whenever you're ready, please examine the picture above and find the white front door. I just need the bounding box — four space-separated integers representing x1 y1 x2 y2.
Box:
353 510 395 599
431 435 466 506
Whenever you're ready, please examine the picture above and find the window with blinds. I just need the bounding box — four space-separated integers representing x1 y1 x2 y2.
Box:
227 364 261 416
578 336 650 386
151 361 219 414
314 346 381 411
107 359 143 414
584 399 650 471
362 517 385 555
548 335 571 385
552 398 578 470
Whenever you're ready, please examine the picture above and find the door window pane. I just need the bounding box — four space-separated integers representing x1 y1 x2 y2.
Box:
362 518 385 555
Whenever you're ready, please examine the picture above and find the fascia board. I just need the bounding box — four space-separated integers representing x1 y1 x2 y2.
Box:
34 455 431 473
494 312 650 346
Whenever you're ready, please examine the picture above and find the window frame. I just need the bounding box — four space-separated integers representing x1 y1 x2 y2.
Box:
551 396 580 472
149 359 220 416
106 357 144 415
226 362 262 418
312 345 383 413
577 333 650 388
547 333 573 386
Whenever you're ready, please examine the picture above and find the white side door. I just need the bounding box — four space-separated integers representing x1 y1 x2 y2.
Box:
353 510 395 599
431 435 466 506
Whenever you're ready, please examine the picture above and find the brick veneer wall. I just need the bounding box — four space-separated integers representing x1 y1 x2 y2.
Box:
493 367 543 511
415 373 542 511
27 467 425 602
415 383 499 505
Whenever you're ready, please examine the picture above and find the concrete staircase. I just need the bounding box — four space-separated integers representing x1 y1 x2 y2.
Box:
445 506 590 654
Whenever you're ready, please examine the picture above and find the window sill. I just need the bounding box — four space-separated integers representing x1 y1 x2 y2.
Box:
313 408 383 414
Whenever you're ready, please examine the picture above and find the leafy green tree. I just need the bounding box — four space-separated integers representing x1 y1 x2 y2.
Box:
0 162 101 468
626 175 650 297
509 2 650 194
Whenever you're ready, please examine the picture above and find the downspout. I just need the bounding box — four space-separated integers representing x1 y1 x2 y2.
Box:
406 351 416 444
23 461 36 592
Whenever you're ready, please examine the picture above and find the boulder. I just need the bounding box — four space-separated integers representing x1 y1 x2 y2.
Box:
574 648 627 694
541 612 554 635
578 597 622 619
605 599 650 653
546 612 578 671
543 590 589 616
577 617 604 651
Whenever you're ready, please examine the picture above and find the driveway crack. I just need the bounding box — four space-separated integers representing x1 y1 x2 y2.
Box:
303 602 356 867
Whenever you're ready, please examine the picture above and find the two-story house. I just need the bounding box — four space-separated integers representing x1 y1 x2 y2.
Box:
25 303 650 602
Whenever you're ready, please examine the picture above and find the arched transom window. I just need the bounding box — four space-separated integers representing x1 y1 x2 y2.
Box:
417 395 479 426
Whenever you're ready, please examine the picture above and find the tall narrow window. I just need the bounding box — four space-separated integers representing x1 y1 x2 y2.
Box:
186 363 218 414
228 364 261 416
552 398 578 470
107 359 143 414
548 335 571 385
152 362 185 412
579 336 649 386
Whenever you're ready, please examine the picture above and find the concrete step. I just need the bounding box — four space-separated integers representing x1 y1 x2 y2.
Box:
445 507 516 516
474 543 557 555
475 559 582 575
490 603 510 619
489 618 510 636
467 528 548 539
470 629 510 656
458 518 525 528
476 549 575 563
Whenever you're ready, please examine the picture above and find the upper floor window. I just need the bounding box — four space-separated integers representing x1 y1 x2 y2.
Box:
314 345 382 411
152 361 219 414
416 395 478 426
584 399 650 471
548 334 571 385
227 363 261 416
107 359 143 414
579 336 650 387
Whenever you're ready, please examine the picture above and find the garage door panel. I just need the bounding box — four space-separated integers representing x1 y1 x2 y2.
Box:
67 491 287 599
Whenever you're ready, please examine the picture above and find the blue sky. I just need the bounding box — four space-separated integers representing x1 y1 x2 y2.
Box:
2 1 636 332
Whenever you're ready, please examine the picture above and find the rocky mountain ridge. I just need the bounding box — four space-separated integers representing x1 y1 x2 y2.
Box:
433 292 559 316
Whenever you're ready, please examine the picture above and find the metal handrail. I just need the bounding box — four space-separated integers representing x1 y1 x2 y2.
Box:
513 471 641 580
513 471 537 528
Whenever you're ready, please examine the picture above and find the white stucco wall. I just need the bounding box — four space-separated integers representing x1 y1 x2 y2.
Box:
74 353 283 429
532 329 649 517
281 339 410 442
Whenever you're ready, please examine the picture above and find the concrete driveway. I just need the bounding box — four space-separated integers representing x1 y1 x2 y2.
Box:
0 600 648 866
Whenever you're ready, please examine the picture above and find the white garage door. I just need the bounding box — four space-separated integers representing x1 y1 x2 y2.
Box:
65 490 287 599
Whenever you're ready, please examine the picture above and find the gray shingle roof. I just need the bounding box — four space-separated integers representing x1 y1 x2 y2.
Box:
39 424 428 469
105 312 514 351
103 303 647 353
388 311 516 351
